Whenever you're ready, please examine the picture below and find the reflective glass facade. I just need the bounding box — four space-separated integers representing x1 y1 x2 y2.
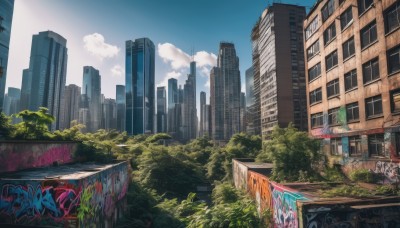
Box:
82 66 101 132
156 86 166 133
116 85 125 132
125 38 155 135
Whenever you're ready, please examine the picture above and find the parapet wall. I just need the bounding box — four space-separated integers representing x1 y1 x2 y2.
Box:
0 141 77 173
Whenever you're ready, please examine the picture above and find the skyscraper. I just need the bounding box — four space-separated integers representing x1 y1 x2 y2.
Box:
199 91 206 136
102 98 117 130
20 69 31 111
59 84 81 130
182 61 197 141
116 85 125 132
251 21 262 136
167 78 178 133
245 67 256 135
3 87 20 117
240 92 246 132
82 66 101 132
28 31 68 130
0 0 14 112
157 86 167 133
125 38 155 135
254 4 307 139
210 43 241 141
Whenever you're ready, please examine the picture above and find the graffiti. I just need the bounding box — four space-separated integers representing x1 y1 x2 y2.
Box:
0 142 77 173
247 171 273 215
0 162 129 227
374 161 399 183
271 183 308 228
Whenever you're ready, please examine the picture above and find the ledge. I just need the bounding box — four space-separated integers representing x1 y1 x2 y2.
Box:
345 87 358 93
361 40 378 52
363 78 381 87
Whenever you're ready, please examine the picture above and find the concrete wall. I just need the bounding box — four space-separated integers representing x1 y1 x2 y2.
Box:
0 161 129 227
0 141 78 173
232 159 249 190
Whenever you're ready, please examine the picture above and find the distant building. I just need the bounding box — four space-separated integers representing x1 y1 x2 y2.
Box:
3 87 20 123
199 91 206 136
205 104 211 137
182 61 197 141
102 98 117 130
167 78 178 134
28 31 68 130
0 0 14 112
254 4 308 139
156 86 167 133
251 21 262 136
59 84 81 130
210 43 241 141
125 38 155 135
81 66 101 132
240 92 246 132
116 85 125 132
245 67 256 135
19 69 31 111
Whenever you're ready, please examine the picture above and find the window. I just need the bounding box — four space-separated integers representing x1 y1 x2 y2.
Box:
305 16 319 40
344 69 357 91
327 79 340 97
349 136 362 156
310 88 322 104
324 23 336 45
307 40 320 59
346 102 359 122
330 138 342 155
342 37 355 60
362 58 379 83
328 107 340 125
385 1 400 34
322 0 335 22
360 21 377 48
387 45 400 74
311 112 323 127
365 95 383 118
390 89 400 113
325 50 338 71
340 7 353 30
368 134 386 157
308 63 321 81
358 0 373 15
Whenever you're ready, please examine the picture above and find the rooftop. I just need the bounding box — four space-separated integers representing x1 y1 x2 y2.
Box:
0 161 126 180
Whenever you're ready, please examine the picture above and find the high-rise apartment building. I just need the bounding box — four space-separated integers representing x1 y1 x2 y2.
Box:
240 92 246 132
251 21 262 136
253 4 308 139
82 66 101 132
116 85 125 132
125 38 155 135
59 84 81 130
156 86 167 133
102 98 117 130
28 31 68 130
0 0 14 112
210 43 241 141
200 91 206 136
304 0 400 160
245 67 256 135
182 61 197 141
20 69 31 111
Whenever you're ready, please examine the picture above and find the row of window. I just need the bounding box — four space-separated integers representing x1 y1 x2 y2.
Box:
305 0 400 43
330 133 397 158
308 44 400 84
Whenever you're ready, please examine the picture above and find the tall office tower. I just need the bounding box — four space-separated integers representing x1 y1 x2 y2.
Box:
28 31 68 130
116 85 125 132
78 94 90 132
167 78 178 133
210 43 241 141
59 84 81 130
125 38 155 135
102 98 117 130
245 67 256 135
304 0 400 160
0 0 14 112
156 86 167 133
240 92 246 132
20 69 31 111
205 104 212 136
199 91 206 136
3 87 20 118
254 4 307 139
182 61 197 141
251 20 262 136
81 66 101 132
178 85 184 103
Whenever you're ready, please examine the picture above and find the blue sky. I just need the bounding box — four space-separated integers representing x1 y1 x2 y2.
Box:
7 0 316 110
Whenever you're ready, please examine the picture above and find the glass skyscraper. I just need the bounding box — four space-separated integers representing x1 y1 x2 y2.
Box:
156 86 166 133
28 31 68 130
116 85 125 132
82 66 101 132
125 38 155 135
0 0 14 112
20 69 31 111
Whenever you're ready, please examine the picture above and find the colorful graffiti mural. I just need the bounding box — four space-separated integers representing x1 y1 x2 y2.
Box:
247 171 273 215
0 162 129 227
0 142 77 173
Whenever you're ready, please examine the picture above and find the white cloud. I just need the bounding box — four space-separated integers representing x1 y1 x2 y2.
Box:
83 33 120 60
200 67 211 77
158 43 190 70
157 71 183 87
241 83 246 93
205 79 210 88
194 51 217 68
111 64 124 77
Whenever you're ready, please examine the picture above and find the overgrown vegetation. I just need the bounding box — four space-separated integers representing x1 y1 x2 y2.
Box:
349 169 378 183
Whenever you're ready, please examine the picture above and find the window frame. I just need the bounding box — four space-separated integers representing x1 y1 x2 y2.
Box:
322 0 335 22
349 136 362 157
325 50 338 71
311 112 323 128
309 87 322 104
324 22 337 45
365 95 383 118
307 40 320 60
327 78 340 98
342 37 355 60
384 1 400 34
368 134 387 157
387 45 400 75
305 16 319 40
340 7 353 30
346 102 359 122
330 138 342 156
328 107 340 126
390 89 400 113
344 69 358 91
358 0 374 16
360 20 377 49
362 57 380 84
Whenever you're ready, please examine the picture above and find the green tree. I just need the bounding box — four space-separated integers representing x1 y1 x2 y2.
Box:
211 182 239 204
256 124 321 182
0 112 14 139
13 107 55 140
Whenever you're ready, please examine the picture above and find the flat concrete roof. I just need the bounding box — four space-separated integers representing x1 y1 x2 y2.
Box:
244 162 274 170
0 161 126 181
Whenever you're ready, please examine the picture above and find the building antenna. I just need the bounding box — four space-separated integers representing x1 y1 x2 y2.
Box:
191 46 195 62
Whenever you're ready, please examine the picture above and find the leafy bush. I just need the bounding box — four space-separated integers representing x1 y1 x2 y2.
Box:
321 185 373 198
349 169 377 183
212 182 239 204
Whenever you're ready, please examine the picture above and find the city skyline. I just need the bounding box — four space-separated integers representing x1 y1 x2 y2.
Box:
4 0 315 114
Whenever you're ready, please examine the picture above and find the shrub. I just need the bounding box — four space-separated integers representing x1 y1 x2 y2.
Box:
321 185 372 198
349 169 377 183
